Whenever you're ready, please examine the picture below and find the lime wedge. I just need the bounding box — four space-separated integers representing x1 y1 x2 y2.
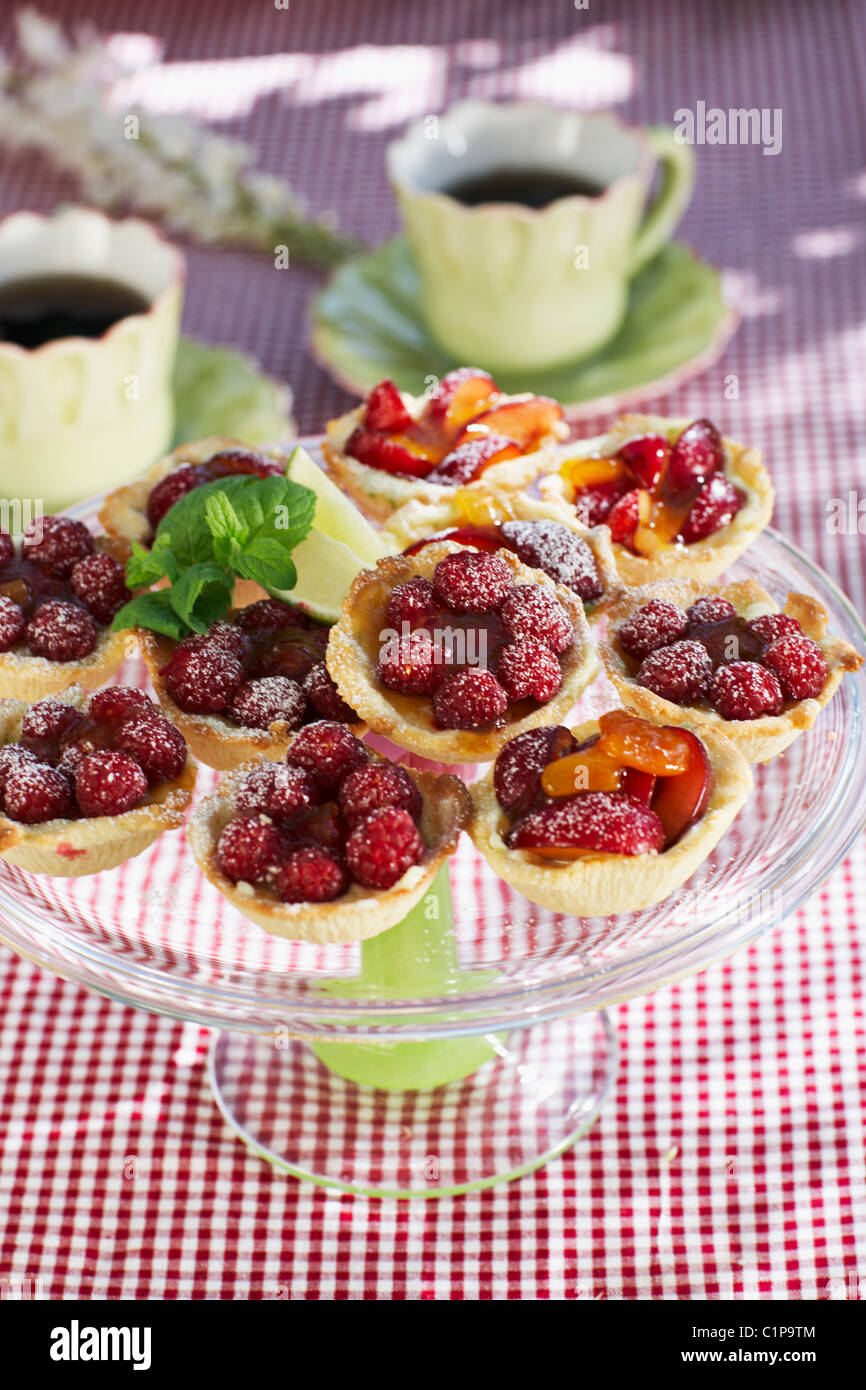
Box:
268 528 368 624
287 445 394 566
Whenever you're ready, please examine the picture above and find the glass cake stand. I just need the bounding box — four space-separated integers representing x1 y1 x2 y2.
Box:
0 500 863 1196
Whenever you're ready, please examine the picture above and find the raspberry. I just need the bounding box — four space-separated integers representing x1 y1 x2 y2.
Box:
686 595 736 628
274 846 349 903
21 515 94 575
763 634 827 700
0 596 26 651
617 599 689 661
432 668 508 730
302 661 357 723
286 721 368 792
500 585 573 654
0 531 14 569
386 576 439 631
637 640 713 704
339 761 422 826
162 641 244 713
229 676 307 731
365 378 412 432
432 551 512 614
507 790 665 856
377 628 440 695
88 686 152 723
4 760 74 823
493 725 578 813
667 418 724 493
345 806 424 889
20 698 85 746
749 612 803 645
710 661 784 720
499 520 603 602
70 552 130 624
617 434 670 490
75 750 148 816
573 481 626 526
236 599 303 633
679 476 744 544
216 814 286 884
146 465 199 528
115 711 187 783
235 762 317 819
26 601 98 662
206 620 249 661
495 640 562 702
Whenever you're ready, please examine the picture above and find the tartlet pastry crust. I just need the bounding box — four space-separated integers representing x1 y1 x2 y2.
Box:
469 718 752 917
601 578 863 763
0 685 196 877
537 413 775 585
383 485 623 622
137 627 365 773
326 541 600 763
187 752 471 944
322 393 567 523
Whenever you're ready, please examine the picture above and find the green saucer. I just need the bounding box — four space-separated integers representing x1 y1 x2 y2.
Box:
171 336 295 447
310 236 737 419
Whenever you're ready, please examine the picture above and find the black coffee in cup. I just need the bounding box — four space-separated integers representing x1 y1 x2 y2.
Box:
0 273 151 348
440 167 606 209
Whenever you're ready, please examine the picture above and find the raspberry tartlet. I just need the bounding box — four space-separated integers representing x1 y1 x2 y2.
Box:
322 370 567 522
602 579 863 763
383 485 621 623
138 598 363 772
538 414 774 586
0 517 132 701
0 685 195 876
469 710 752 916
188 722 471 943
326 542 599 763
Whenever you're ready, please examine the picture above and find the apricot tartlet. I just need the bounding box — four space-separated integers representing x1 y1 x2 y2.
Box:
470 710 752 916
138 597 363 772
538 414 774 585
0 516 132 700
322 370 567 522
187 722 471 943
383 485 621 623
601 579 863 763
0 684 195 877
326 542 599 763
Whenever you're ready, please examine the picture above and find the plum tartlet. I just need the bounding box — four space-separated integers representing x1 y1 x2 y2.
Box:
383 485 621 622
325 542 599 763
139 598 363 773
602 580 863 763
470 711 752 916
538 414 774 585
0 685 195 877
188 722 471 943
322 370 567 522
0 516 132 700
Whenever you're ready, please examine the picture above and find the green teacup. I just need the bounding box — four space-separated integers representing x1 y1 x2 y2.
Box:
387 102 694 374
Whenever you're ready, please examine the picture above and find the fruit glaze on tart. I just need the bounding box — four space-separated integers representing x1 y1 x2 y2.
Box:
187 722 471 943
325 541 599 763
138 598 363 773
469 710 752 916
538 413 774 586
0 516 132 701
0 685 195 877
602 579 863 764
383 485 622 623
322 370 568 522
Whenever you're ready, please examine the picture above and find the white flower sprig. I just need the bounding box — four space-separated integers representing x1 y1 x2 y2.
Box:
0 10 362 268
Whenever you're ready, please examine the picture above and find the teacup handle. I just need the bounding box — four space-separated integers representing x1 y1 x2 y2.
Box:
627 126 696 275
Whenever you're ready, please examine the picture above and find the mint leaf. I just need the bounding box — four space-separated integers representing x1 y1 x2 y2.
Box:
168 563 235 633
155 474 261 569
111 591 187 640
251 476 316 550
233 538 298 592
125 540 168 589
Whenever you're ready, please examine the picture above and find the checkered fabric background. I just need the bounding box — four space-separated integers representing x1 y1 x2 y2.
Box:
1 0 865 1299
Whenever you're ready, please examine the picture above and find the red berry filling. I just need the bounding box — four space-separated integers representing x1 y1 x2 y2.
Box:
146 449 283 530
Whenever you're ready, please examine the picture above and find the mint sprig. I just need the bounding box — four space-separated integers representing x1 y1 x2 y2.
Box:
112 470 316 639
